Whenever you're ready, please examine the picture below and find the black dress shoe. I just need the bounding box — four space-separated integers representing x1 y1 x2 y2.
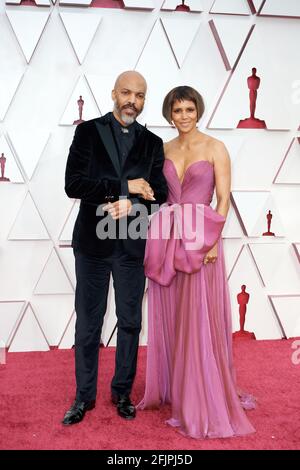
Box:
111 393 136 420
62 399 95 426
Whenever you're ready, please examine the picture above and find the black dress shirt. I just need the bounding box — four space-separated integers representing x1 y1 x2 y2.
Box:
110 112 137 166
110 112 139 198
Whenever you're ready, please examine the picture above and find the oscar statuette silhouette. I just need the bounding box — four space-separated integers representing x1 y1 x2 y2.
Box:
263 210 275 236
237 68 266 129
175 1 190 11
0 153 10 182
73 95 85 125
233 285 256 339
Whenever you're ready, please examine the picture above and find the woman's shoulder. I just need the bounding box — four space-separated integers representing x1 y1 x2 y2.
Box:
199 133 230 165
201 133 227 152
163 138 177 156
201 133 225 150
209 137 230 165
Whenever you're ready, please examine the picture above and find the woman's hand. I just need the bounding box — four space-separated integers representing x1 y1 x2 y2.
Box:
204 243 218 265
128 178 155 200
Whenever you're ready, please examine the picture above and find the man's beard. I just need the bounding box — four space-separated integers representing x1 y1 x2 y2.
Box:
114 102 141 125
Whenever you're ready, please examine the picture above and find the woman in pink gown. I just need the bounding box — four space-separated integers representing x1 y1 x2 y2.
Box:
138 86 255 439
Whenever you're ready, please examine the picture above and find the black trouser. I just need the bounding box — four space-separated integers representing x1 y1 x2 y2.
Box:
74 241 145 402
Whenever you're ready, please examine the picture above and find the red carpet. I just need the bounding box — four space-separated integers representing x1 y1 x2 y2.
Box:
0 339 300 450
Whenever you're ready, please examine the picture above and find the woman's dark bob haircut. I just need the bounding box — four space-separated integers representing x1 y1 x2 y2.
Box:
162 86 205 124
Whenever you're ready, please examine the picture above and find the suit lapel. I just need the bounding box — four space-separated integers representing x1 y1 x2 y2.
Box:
94 119 121 176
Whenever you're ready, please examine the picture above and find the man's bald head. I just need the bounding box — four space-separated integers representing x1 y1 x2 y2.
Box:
112 71 147 126
114 71 147 93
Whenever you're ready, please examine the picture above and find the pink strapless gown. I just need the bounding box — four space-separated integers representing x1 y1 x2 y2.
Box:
138 159 255 439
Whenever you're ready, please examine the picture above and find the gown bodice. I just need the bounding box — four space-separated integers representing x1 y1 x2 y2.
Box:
164 159 215 206
144 158 226 286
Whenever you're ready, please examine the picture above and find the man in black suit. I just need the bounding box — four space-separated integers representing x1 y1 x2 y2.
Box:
62 71 168 425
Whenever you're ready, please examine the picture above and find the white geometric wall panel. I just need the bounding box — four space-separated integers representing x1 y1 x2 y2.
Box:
0 185 26 242
59 0 92 6
210 0 252 15
222 204 244 238
161 17 201 68
58 200 80 244
60 76 100 125
31 295 74 346
259 0 300 18
6 8 50 63
0 301 26 347
209 16 253 70
6 1 51 5
60 12 102 64
33 247 74 294
0 134 24 183
228 246 284 339
0 3 299 351
273 138 300 185
123 0 155 9
249 243 300 294
269 295 300 339
136 18 226 126
135 20 181 126
293 244 300 264
251 1 264 13
28 129 77 240
228 133 291 190
58 0 153 6
84 20 156 114
75 10 156 74
8 192 50 240
217 135 245 167
223 238 244 277
7 129 50 180
0 242 53 298
58 310 75 349
85 73 116 117
210 181 244 238
58 248 76 286
271 186 300 242
0 72 24 122
149 126 177 144
9 303 50 352
209 20 300 130
231 191 285 237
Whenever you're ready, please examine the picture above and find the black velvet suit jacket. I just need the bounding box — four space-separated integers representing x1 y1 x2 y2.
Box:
65 113 168 258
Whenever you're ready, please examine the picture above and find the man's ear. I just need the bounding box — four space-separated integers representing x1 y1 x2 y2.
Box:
111 89 116 101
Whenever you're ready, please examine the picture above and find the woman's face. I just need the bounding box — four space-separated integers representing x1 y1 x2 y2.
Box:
171 99 198 133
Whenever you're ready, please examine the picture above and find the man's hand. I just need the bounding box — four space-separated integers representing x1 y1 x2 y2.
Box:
128 178 155 201
103 199 133 220
204 243 218 265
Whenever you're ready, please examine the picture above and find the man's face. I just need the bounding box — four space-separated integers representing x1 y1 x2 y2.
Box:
112 75 146 126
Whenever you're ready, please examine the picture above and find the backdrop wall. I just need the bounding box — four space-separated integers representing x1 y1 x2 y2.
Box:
0 0 299 352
